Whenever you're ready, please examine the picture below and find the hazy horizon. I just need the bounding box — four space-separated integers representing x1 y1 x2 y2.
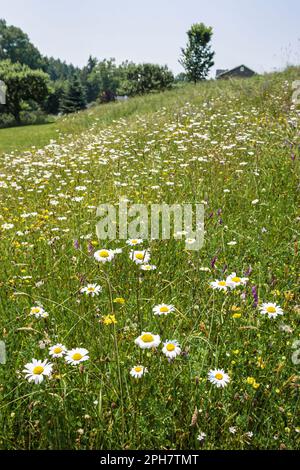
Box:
1 0 300 77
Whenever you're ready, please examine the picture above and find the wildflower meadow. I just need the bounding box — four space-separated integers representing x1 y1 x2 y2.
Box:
0 68 299 450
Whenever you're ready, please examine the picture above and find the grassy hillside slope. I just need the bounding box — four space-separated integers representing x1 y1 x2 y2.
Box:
0 68 299 450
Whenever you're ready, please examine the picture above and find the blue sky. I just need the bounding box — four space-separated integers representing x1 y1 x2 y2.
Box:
1 0 300 76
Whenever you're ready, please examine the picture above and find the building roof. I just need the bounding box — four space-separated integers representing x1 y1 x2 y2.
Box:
216 64 256 79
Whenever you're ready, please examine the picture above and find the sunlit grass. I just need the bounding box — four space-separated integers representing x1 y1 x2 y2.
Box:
0 67 299 450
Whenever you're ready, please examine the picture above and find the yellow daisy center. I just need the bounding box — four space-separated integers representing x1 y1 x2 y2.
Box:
215 373 223 380
141 333 154 343
231 277 241 283
99 250 109 258
31 307 40 313
88 287 95 291
53 347 62 354
72 353 83 361
131 239 138 244
135 253 144 260
33 366 44 375
160 306 169 313
166 343 175 352
218 281 226 286
134 366 142 373
266 306 276 313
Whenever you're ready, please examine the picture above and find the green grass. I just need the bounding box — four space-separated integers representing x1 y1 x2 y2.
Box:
0 68 299 450
0 84 193 154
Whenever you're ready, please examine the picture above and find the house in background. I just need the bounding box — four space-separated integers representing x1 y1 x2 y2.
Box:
216 65 256 80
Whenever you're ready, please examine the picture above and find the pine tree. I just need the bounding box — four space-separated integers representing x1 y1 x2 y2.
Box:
60 75 86 114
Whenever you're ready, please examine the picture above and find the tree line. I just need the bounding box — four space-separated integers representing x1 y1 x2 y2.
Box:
0 19 214 127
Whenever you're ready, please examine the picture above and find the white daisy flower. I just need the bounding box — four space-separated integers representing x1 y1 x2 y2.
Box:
226 272 248 289
94 249 114 263
23 359 53 384
49 344 66 358
65 348 89 365
80 283 102 297
259 302 284 319
210 280 228 291
130 365 148 378
126 239 143 246
112 248 123 254
29 305 49 318
197 432 206 442
1 223 14 230
185 238 196 245
208 369 230 388
153 303 175 316
162 340 181 359
130 250 151 265
140 264 157 271
135 332 161 349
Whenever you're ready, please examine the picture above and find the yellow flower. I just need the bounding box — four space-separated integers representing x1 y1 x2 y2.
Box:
271 289 280 297
231 305 241 312
232 313 242 319
256 356 266 369
247 376 260 389
102 314 117 325
113 297 125 305
284 291 294 301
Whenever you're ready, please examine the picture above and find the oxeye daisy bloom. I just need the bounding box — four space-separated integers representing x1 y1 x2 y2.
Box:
197 432 207 442
29 305 49 318
130 365 148 378
23 359 53 384
229 426 237 434
259 302 283 319
65 348 89 365
130 250 151 265
135 332 161 349
226 272 248 289
185 238 197 247
80 283 102 297
162 340 181 359
126 239 143 246
208 369 230 388
140 264 157 271
49 344 66 358
153 303 175 316
94 249 114 263
1 223 14 230
210 280 228 291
